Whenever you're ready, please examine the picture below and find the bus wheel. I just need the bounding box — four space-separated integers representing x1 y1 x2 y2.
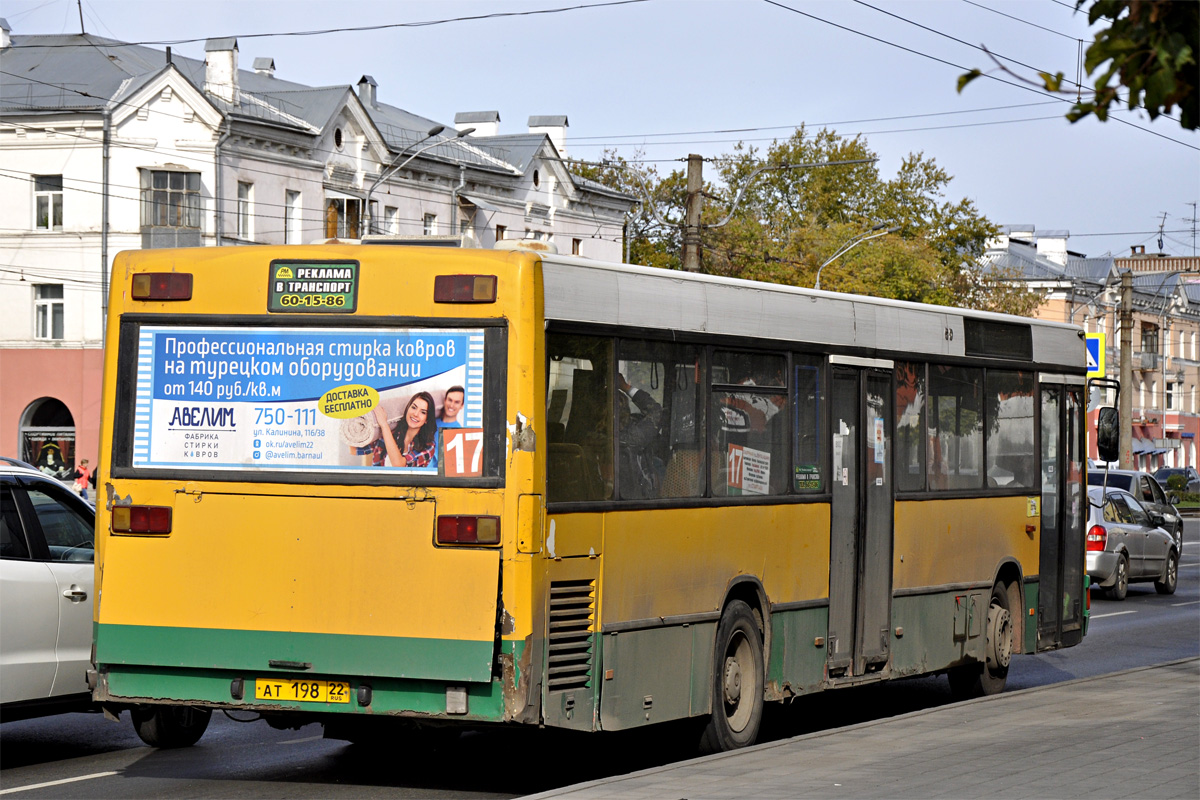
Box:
947 583 1012 699
700 600 764 753
131 705 212 748
979 584 1013 695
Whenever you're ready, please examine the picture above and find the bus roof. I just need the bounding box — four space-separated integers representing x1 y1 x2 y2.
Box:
540 253 1082 370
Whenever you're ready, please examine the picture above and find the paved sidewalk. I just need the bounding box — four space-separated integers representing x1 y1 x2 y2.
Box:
526 659 1199 799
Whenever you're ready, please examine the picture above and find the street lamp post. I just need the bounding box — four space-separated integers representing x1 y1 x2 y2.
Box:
363 125 475 235
813 223 899 291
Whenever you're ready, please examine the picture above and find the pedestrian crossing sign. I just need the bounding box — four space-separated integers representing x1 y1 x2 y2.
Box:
1085 333 1105 377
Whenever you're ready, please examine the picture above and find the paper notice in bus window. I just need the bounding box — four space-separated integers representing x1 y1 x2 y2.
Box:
873 417 885 464
727 444 770 495
129 325 485 476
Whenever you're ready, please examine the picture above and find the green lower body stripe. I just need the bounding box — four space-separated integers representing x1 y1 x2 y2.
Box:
96 624 494 683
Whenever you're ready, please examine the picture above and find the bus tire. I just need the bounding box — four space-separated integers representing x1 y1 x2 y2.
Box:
699 600 764 753
131 705 212 748
947 582 1012 699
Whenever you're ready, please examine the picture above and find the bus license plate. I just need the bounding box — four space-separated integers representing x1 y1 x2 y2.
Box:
255 678 350 703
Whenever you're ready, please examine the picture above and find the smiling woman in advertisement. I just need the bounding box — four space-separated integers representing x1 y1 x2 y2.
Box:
370 392 437 468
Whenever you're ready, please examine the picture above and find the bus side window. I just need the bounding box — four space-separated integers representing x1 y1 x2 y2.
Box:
793 358 823 493
710 351 788 498
547 334 613 502
619 341 704 500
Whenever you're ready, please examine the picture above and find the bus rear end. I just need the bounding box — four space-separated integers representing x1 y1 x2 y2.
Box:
92 244 541 744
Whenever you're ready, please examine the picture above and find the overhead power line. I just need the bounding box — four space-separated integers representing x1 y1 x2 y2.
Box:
759 0 1197 152
20 0 652 48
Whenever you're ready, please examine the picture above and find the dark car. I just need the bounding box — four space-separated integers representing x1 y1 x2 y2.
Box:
1086 469 1182 549
1153 465 1200 495
1085 486 1179 600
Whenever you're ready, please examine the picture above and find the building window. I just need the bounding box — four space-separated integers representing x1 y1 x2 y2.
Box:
1141 324 1159 354
141 170 201 227
34 175 63 231
237 182 253 239
324 198 362 239
384 206 398 235
1167 382 1176 411
495 224 506 241
572 238 582 256
34 284 64 340
423 213 437 236
285 190 301 244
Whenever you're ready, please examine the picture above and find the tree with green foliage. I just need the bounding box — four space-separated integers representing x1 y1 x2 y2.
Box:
573 129 1041 316
959 0 1197 130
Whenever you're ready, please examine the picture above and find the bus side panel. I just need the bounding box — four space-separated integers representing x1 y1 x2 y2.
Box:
590 503 830 730
768 606 829 697
890 496 1037 676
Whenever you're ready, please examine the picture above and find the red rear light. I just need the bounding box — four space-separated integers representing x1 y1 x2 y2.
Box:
111 505 172 535
132 272 192 301
1086 524 1107 552
437 515 500 545
434 274 497 303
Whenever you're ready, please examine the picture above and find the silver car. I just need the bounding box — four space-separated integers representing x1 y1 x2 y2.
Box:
1086 486 1180 601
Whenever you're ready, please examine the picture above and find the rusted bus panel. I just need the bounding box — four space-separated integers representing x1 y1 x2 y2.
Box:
892 496 1039 592
766 606 828 697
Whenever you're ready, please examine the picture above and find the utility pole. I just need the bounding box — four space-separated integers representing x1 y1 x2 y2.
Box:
682 154 703 272
1119 269 1134 469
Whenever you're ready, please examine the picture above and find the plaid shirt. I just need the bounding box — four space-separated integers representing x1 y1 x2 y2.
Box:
370 437 436 468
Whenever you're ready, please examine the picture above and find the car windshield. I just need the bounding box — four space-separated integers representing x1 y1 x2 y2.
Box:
1086 472 1132 491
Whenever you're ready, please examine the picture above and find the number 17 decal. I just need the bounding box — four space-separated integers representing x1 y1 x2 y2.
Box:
443 428 484 477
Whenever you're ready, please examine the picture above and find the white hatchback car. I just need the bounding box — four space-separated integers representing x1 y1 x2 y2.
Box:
1 458 96 721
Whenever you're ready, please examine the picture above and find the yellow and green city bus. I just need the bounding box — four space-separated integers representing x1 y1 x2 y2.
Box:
91 242 1088 749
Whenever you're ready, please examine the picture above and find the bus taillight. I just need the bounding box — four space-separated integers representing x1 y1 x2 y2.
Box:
434 275 496 303
131 272 193 301
1085 525 1107 552
112 505 173 535
437 515 500 545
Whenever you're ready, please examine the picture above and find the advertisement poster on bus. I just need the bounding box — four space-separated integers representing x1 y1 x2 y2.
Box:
130 325 484 475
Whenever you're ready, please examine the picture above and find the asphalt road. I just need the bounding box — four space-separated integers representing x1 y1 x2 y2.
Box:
2 521 1197 798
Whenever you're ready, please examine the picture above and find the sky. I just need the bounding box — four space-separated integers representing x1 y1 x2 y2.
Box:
5 0 1198 259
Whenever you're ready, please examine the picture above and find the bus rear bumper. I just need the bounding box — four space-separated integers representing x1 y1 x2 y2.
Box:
93 664 509 724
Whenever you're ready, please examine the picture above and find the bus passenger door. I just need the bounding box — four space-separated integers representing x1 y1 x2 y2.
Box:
1038 380 1085 649
827 363 895 679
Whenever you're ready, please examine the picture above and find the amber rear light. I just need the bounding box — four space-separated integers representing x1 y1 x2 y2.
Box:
132 272 192 301
437 515 500 545
112 505 172 535
434 275 496 303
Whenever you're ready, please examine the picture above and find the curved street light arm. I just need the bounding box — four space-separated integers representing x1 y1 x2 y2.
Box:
813 225 898 291
364 125 475 235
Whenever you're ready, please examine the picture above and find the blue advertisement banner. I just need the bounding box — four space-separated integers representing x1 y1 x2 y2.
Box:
132 326 485 474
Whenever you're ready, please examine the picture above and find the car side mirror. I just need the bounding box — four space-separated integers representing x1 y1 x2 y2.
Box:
1096 407 1119 464
1150 512 1166 527
1168 493 1180 505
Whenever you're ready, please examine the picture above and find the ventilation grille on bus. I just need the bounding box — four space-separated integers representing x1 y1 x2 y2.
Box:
547 580 595 692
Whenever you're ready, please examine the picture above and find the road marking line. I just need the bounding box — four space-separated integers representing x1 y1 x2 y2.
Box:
279 734 324 745
1170 600 1200 607
0 772 118 795
1090 610 1138 619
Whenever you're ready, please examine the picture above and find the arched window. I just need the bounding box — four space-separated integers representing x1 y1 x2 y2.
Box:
19 397 75 479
